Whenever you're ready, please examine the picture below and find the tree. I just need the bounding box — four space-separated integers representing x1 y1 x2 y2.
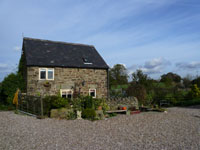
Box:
188 84 200 99
109 64 128 88
182 75 192 89
0 51 26 105
17 51 26 92
126 83 147 105
192 77 200 88
160 72 181 87
0 73 22 105
132 70 148 85
131 69 156 92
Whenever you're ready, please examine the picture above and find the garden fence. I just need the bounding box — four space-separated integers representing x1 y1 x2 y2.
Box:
18 94 44 117
155 97 195 106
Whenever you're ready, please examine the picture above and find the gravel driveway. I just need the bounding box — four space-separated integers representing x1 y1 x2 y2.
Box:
0 107 200 150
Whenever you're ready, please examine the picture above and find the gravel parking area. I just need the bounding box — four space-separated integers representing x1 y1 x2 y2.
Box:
0 107 200 150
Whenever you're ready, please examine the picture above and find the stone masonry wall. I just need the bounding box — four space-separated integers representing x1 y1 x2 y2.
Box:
27 67 108 98
107 97 139 110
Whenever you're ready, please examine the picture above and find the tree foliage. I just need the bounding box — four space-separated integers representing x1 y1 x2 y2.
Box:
109 64 128 88
182 75 192 88
132 70 148 85
192 77 200 88
188 84 200 99
161 72 181 84
0 73 23 105
126 83 147 105
0 52 26 105
17 52 26 92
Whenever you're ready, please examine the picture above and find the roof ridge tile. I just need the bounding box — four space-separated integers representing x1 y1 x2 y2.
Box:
23 37 94 47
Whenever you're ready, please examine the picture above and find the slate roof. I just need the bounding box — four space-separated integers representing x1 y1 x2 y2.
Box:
23 37 109 69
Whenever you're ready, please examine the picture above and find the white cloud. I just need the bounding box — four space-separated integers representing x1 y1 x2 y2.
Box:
128 58 171 75
127 64 137 75
141 58 170 74
13 46 21 51
144 58 170 69
0 0 199 80
0 63 8 68
176 61 200 70
0 63 16 73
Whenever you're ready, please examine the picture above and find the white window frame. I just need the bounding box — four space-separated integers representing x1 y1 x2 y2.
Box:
60 89 73 99
89 89 96 98
39 68 54 80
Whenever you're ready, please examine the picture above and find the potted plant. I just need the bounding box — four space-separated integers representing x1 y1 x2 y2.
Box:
43 81 51 87
98 106 102 110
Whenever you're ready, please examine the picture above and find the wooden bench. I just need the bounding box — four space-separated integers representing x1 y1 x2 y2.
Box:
106 110 127 114
160 100 170 106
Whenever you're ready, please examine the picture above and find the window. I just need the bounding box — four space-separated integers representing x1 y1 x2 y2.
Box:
39 68 54 80
60 89 73 99
89 89 96 98
83 57 93 65
40 69 46 79
48 69 54 79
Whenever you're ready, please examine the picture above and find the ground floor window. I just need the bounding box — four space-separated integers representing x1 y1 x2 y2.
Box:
89 89 96 98
60 89 73 99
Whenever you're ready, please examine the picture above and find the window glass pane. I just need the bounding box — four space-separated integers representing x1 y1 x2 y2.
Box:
48 70 53 79
67 94 72 99
40 70 46 79
62 91 66 98
62 94 66 98
90 89 96 97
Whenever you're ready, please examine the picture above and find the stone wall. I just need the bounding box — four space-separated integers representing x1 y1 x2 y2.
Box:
27 67 108 98
107 97 138 110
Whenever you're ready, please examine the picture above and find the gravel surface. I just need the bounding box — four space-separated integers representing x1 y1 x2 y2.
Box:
0 107 200 150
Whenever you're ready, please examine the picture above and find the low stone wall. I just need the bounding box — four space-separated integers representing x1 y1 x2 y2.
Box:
107 97 138 110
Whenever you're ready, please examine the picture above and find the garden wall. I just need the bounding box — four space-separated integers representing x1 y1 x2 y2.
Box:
107 97 138 110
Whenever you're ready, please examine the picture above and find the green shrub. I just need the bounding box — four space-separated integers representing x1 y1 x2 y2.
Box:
176 98 200 106
100 100 110 112
72 98 83 111
82 108 96 120
108 112 117 117
93 98 102 110
82 96 94 109
67 110 76 120
0 73 24 105
50 108 76 119
43 95 70 115
0 103 14 111
51 96 69 108
153 108 167 112
188 84 200 99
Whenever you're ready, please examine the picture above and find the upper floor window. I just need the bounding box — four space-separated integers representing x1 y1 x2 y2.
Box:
89 89 96 98
39 68 54 80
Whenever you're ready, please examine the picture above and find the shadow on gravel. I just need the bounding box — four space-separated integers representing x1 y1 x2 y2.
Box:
193 115 200 119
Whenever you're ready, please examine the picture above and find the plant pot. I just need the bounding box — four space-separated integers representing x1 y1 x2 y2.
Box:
43 83 51 87
122 107 127 110
130 110 140 115
98 106 102 110
118 106 123 110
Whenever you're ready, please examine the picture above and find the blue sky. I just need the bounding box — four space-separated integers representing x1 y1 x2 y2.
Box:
0 0 200 81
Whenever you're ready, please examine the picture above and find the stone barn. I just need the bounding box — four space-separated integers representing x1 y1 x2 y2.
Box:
21 37 109 99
